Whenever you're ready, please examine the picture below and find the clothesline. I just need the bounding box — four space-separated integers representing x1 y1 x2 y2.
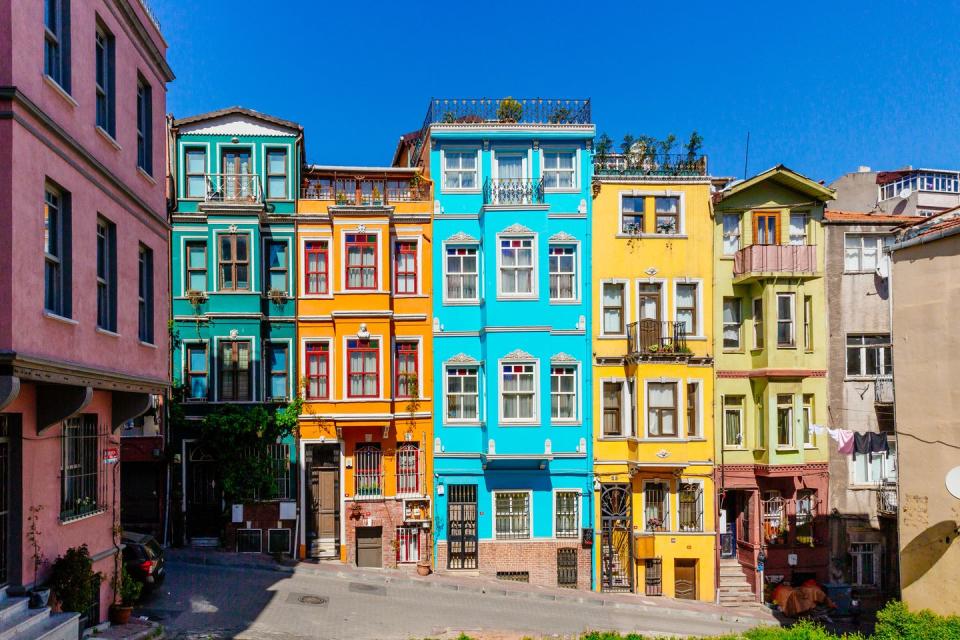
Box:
809 424 890 455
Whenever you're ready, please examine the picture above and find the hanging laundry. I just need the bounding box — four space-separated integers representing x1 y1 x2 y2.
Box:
868 431 889 454
810 424 828 435
853 431 890 454
853 432 871 455
827 428 855 454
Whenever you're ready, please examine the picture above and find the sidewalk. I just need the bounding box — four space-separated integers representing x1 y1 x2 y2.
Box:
165 548 777 629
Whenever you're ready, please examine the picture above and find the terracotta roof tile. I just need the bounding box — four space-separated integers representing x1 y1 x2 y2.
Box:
823 210 924 224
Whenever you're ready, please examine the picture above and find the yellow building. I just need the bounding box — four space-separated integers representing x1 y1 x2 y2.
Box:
295 166 434 568
591 156 716 600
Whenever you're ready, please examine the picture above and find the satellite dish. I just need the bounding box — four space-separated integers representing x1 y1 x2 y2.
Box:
876 256 890 279
899 189 912 199
946 466 960 500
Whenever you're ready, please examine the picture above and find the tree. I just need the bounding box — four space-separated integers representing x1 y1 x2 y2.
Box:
595 133 613 163
684 130 705 161
658 133 677 157
619 134 635 155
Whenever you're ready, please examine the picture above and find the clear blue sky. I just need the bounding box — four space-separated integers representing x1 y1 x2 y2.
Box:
150 0 960 183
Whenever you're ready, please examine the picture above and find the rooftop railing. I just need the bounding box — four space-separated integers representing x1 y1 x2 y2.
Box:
300 177 431 205
594 153 708 177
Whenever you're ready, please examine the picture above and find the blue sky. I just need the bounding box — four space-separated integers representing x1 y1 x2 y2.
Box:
150 0 960 182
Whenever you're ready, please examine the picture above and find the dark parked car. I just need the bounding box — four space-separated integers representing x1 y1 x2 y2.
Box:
122 531 165 590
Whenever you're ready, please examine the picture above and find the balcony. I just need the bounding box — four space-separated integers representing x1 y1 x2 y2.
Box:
732 244 818 283
300 176 431 206
875 377 895 405
877 481 898 516
626 320 689 360
424 97 591 126
203 173 262 205
594 153 708 177
483 177 544 207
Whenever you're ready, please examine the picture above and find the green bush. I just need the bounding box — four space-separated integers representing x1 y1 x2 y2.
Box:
873 601 960 640
49 545 102 614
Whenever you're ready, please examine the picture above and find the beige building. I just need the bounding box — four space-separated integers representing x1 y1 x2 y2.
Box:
889 211 960 615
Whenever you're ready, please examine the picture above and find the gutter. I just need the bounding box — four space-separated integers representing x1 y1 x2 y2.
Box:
890 221 960 252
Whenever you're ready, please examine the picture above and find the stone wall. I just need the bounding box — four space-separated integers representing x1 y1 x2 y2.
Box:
436 540 591 590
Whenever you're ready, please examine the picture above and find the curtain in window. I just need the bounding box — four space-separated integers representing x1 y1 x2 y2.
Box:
676 286 696 334
648 383 676 435
603 285 623 333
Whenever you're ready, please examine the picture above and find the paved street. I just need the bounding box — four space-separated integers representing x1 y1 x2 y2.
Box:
139 557 777 639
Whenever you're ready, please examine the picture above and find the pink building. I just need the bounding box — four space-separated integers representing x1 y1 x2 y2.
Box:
0 0 173 630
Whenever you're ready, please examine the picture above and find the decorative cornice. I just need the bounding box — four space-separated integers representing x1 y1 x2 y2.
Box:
550 352 578 363
500 223 533 235
548 231 577 242
447 353 480 365
446 231 480 244
502 349 535 362
717 369 827 379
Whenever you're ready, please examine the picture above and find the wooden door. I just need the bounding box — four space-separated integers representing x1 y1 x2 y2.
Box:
186 447 222 539
675 559 697 600
356 526 382 568
753 213 779 245
310 466 338 540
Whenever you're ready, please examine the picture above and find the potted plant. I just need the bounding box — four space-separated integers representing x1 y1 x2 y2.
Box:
335 191 348 205
108 564 141 625
496 97 523 123
371 186 382 206
267 288 287 303
185 289 207 307
49 545 102 628
26 505 50 609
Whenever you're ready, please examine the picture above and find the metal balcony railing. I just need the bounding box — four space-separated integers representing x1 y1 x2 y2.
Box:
877 481 898 516
425 97 591 126
204 173 262 204
733 244 817 277
299 178 431 204
594 153 708 177
627 320 688 356
875 377 895 404
483 177 544 206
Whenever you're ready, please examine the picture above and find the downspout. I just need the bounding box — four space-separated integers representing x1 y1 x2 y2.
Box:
585 171 595 592
885 242 902 596
292 131 303 560
162 114 176 547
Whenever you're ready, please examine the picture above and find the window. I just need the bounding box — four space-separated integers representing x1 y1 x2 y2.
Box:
355 444 382 498
647 382 678 437
754 212 779 245
678 482 703 532
803 296 813 351
185 344 208 400
762 492 786 544
265 149 287 199
185 241 207 292
846 334 893 377
394 241 417 294
138 244 154 343
621 196 644 234
757 400 766 449
136 76 152 174
644 482 669 532
499 237 534 296
185 148 207 198
347 339 379 398
722 298 742 350
218 233 250 291
602 381 624 437
96 217 116 332
602 283 625 335
94 23 115 136
788 213 807 245
850 543 879 587
551 365 577 422
686 382 699 437
394 342 418 398
266 343 288 401
447 367 478 421
263 240 288 293
345 233 377 290
44 0 71 91
61 415 99 519
495 492 530 539
676 284 698 336
396 443 421 496
219 341 251 401
501 363 536 421
795 489 816 545
752 298 764 349
304 241 328 295
853 439 897 484
548 245 577 301
803 394 814 446
396 526 421 563
445 247 478 301
305 343 329 400
654 196 680 234
543 151 575 189
44 184 70 317
723 396 744 447
637 282 661 323
443 150 478 190
844 235 892 272
776 394 794 448
776 293 795 347
555 491 579 538
722 214 740 254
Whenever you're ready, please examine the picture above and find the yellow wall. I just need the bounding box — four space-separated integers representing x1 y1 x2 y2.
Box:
591 178 716 600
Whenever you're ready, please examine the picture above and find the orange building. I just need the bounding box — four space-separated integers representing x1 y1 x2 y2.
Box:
295 166 434 568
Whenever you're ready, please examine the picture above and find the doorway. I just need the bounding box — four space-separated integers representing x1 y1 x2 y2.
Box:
753 213 779 245
600 484 634 592
447 484 478 569
221 148 253 201
306 444 340 558
675 559 698 600
185 444 222 540
356 526 382 568
0 415 10 587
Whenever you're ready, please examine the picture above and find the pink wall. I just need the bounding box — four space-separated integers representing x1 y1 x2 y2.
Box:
8 385 120 612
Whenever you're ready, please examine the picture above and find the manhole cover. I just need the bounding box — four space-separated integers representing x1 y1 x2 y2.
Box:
299 595 328 606
285 592 328 606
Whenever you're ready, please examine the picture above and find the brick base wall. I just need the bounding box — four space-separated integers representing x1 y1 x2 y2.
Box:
436 540 591 590
224 502 296 554
345 499 418 569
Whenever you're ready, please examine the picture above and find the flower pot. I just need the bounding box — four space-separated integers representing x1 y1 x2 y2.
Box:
108 603 133 625
416 563 431 576
28 588 51 609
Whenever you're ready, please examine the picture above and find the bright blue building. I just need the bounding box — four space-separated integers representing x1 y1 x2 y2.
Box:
406 98 594 588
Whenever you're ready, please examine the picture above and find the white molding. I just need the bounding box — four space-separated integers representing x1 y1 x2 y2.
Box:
502 349 535 361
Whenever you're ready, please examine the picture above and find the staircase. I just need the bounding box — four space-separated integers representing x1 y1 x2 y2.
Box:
0 586 79 640
718 559 757 606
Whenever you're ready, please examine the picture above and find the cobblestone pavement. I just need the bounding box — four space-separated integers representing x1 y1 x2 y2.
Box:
139 554 777 640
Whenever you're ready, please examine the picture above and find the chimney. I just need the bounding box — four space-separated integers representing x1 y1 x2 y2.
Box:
858 166 871 173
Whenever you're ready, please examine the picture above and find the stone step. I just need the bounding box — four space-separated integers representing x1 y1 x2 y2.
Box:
20 613 79 640
0 595 29 626
0 606 52 640
190 537 219 548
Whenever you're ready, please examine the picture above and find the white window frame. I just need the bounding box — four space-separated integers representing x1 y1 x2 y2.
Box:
499 358 539 425
441 147 481 192
541 148 578 192
600 279 629 337
548 242 580 303
493 490 532 540
617 191 686 237
643 378 681 439
722 214 741 255
684 379 704 439
802 394 816 448
776 292 796 348
443 363 482 426
844 233 892 273
600 378 629 438
673 279 703 339
493 150 528 182
775 394 795 449
752 297 764 350
851 440 897 485
722 297 742 351
552 489 582 539
722 395 745 449
788 212 808 245
549 362 580 424
850 542 880 587
496 232 538 300
442 241 481 305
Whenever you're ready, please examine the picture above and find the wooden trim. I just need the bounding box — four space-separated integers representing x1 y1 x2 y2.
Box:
753 211 780 245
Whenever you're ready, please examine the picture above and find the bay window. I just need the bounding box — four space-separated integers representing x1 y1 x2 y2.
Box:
345 233 377 290
499 237 535 296
446 367 478 421
445 246 478 302
550 365 577 422
305 342 329 400
501 363 536 422
347 338 379 398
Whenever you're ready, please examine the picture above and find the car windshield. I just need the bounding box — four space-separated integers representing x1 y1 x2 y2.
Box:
145 539 162 559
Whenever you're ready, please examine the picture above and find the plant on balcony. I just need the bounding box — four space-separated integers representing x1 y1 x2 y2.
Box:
335 191 348 205
267 288 287 303
441 111 456 123
684 130 704 162
548 106 572 124
371 186 382 206
497 97 523 123
595 133 613 166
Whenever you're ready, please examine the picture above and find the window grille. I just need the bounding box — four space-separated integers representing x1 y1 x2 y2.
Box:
645 558 663 596
644 482 669 532
495 492 530 539
678 483 703 532
248 444 292 501
555 491 580 538
60 415 107 520
396 526 420 563
795 490 818 545
762 495 787 545
557 548 578 588
354 445 383 499
267 528 291 554
236 528 262 553
496 571 529 583
396 443 421 496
